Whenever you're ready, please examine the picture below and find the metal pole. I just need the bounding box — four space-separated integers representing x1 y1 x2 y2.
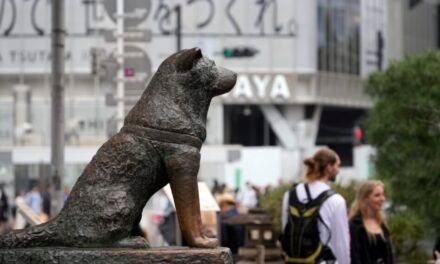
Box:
175 5 181 52
116 0 125 130
51 0 66 215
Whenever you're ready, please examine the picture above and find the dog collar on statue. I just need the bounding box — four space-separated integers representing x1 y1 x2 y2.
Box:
121 124 203 150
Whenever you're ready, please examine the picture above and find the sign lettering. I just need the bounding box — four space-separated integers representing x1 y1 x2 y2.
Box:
222 74 295 103
271 75 290 98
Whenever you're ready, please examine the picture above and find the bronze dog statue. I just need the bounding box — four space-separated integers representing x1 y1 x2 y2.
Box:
0 48 236 248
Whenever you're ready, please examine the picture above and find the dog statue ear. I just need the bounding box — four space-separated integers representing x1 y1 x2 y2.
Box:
176 48 203 72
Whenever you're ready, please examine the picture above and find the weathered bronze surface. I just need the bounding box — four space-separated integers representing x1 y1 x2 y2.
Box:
0 48 236 249
0 247 233 263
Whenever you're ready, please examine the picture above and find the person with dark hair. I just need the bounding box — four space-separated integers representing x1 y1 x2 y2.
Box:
25 184 42 215
0 185 9 233
217 193 244 257
281 147 350 264
349 180 393 264
434 237 440 260
41 184 51 219
427 237 440 264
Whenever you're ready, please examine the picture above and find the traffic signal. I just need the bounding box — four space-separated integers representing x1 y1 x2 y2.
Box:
223 47 259 58
354 126 363 145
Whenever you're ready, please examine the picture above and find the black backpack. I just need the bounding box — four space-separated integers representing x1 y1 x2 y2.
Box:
281 184 335 263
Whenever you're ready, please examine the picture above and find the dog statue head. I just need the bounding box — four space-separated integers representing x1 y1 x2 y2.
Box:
125 48 237 141
159 47 237 97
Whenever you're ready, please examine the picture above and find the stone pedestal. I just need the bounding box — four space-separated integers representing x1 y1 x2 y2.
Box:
0 247 233 264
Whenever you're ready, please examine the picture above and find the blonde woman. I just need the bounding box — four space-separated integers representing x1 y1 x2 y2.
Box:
349 180 394 264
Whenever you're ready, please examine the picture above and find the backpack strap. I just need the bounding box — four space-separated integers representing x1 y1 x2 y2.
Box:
288 184 335 209
288 184 301 209
311 188 335 207
314 189 336 254
310 189 336 262
305 183 312 202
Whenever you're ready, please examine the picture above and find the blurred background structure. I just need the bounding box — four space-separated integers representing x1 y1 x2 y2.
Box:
0 0 439 249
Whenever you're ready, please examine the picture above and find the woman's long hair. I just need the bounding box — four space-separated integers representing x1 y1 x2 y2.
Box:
349 180 385 231
303 147 338 182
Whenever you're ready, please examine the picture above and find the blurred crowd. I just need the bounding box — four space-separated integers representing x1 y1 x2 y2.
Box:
2 175 438 264
212 179 272 214
212 179 276 260
135 178 272 255
0 181 70 235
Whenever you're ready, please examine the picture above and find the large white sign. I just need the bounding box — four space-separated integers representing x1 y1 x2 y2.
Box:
0 37 97 74
0 0 314 74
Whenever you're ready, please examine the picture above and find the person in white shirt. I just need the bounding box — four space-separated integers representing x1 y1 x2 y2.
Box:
281 147 350 264
236 182 258 211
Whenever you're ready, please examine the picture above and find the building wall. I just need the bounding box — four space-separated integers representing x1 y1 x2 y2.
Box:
403 1 439 55
3 0 435 194
388 0 439 60
388 0 405 61
0 75 115 147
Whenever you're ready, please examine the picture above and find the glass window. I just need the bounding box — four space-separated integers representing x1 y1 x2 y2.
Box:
318 0 360 74
223 105 277 146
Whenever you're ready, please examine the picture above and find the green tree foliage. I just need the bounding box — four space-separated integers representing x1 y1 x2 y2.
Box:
388 212 424 255
387 212 430 263
365 51 440 233
260 183 291 233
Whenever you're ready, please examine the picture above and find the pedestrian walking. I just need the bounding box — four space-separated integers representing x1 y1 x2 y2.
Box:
0 185 9 234
349 180 394 264
434 237 440 261
42 184 51 219
25 184 43 215
12 190 26 229
236 181 258 212
217 193 244 256
281 147 350 264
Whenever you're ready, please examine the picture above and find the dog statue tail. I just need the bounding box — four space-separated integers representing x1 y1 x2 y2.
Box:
0 219 60 248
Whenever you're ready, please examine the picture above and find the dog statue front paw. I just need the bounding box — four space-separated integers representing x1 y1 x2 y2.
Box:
188 237 218 248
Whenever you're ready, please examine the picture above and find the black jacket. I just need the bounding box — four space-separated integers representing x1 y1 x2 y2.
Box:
349 214 394 264
434 237 440 260
0 192 8 222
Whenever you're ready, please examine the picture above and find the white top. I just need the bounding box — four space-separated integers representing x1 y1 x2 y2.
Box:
236 186 258 208
281 181 350 264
